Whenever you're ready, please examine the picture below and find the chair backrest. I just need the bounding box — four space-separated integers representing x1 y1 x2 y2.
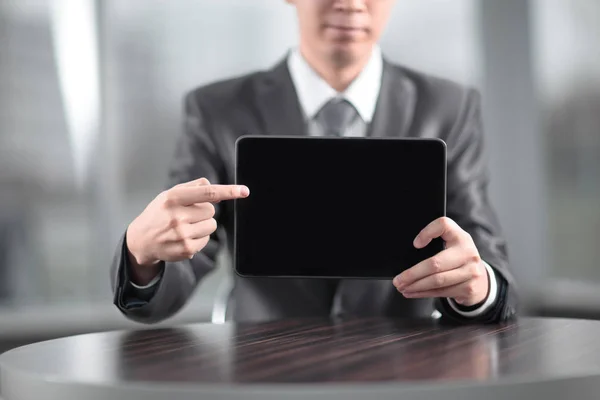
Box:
210 247 234 324
211 272 233 324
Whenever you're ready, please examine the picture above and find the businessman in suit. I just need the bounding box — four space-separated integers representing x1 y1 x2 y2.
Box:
111 0 517 324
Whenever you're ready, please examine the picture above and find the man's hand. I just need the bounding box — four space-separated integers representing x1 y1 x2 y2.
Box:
393 217 489 306
125 178 249 285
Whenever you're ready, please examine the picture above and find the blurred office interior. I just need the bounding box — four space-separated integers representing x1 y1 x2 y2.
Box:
0 0 599 353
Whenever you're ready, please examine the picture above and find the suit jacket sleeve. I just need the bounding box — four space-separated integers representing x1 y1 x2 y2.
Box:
110 91 227 324
435 88 518 324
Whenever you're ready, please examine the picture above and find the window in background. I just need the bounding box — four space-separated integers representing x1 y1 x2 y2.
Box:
0 0 90 305
531 0 600 281
382 0 479 86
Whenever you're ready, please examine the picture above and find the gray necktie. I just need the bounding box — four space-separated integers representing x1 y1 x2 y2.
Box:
313 99 358 302
315 98 358 136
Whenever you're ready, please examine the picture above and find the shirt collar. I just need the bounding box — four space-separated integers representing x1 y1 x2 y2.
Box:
287 45 383 123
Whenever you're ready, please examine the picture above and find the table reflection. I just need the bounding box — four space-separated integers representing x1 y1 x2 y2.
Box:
114 318 515 384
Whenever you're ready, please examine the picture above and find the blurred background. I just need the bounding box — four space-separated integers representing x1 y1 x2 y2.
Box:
0 0 599 353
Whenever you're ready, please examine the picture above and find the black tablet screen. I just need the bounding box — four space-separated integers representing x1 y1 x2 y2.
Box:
234 136 446 279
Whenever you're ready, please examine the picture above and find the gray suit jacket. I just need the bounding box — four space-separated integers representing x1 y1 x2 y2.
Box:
111 56 518 324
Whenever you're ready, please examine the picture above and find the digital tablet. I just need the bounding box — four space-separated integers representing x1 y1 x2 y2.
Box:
234 136 447 279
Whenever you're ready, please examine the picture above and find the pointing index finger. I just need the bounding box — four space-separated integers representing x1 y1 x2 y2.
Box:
173 184 249 205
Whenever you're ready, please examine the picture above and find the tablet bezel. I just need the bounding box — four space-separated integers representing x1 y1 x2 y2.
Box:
233 135 447 280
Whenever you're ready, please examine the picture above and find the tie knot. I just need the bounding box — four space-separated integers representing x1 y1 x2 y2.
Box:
315 98 358 136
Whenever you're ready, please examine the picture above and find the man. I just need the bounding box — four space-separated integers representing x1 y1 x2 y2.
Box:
111 0 517 324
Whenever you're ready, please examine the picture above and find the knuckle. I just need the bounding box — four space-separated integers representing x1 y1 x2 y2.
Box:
440 217 452 228
465 282 477 296
160 191 176 208
200 236 210 248
206 202 216 217
471 263 484 279
469 262 479 276
430 256 443 273
401 270 411 282
204 187 217 201
168 215 182 230
209 218 218 232
182 224 196 240
433 274 445 287
470 253 482 267
181 240 195 258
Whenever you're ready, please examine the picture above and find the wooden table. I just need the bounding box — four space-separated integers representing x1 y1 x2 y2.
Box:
1 317 600 400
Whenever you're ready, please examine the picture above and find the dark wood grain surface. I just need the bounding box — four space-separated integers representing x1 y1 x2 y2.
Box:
2 316 600 388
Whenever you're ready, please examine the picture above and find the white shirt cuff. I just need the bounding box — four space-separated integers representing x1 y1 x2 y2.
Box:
129 273 162 290
447 260 498 318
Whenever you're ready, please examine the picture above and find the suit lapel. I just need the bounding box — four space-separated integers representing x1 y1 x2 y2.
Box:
367 59 417 139
255 57 416 139
254 58 307 137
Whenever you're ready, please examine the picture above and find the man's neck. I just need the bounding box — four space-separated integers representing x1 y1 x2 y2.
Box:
299 44 373 92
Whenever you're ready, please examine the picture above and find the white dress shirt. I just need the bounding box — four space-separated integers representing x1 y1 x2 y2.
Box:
287 46 498 317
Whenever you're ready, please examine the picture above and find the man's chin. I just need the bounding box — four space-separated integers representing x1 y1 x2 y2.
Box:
328 46 362 68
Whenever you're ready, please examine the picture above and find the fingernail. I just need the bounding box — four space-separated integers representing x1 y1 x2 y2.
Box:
413 237 421 248
239 186 250 197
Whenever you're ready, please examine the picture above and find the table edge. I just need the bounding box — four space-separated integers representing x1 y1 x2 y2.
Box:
2 317 600 399
4 365 600 400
